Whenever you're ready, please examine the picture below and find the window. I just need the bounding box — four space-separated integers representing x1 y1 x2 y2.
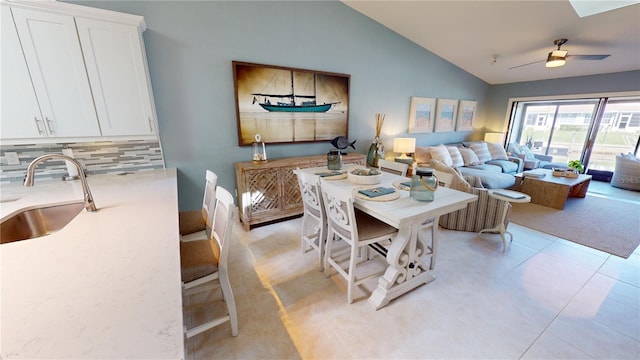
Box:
506 95 640 172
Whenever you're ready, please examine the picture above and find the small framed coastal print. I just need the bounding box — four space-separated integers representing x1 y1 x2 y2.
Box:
408 97 436 133
233 61 350 146
434 98 458 132
456 100 477 131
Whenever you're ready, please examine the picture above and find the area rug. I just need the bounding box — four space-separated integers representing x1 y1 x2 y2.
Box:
510 195 640 258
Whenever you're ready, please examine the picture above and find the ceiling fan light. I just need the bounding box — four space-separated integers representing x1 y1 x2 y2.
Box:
546 52 566 67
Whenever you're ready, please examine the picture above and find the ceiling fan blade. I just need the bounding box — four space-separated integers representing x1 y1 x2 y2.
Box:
508 59 545 70
567 54 610 60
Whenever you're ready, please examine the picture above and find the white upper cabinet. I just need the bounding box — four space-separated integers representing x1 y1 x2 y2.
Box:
10 7 101 138
76 18 156 136
1 6 45 138
1 1 158 142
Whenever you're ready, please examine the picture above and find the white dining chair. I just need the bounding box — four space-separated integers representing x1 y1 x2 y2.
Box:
321 179 399 304
179 170 217 242
378 159 409 177
180 185 238 337
433 169 454 188
296 169 327 271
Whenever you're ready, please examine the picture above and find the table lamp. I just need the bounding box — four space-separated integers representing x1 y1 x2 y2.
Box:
393 137 416 163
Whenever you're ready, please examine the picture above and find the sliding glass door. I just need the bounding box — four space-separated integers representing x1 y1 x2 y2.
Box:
507 96 640 172
587 99 640 170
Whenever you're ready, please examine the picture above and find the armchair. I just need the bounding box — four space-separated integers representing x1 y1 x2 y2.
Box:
507 143 566 170
430 160 511 233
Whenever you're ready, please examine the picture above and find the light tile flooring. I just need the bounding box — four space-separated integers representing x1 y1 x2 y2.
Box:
184 182 640 359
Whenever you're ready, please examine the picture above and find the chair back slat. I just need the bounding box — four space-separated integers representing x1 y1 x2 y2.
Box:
179 170 217 237
378 159 408 177
433 170 454 188
211 186 236 270
296 168 328 271
321 180 357 242
297 171 323 216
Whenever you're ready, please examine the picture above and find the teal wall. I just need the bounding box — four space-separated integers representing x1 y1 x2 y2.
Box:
68 0 489 211
485 71 640 132
67 1 639 211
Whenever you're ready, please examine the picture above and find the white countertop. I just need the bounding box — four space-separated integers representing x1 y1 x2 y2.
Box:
0 169 184 359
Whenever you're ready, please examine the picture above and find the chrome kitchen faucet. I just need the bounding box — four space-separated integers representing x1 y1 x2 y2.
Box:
24 154 98 212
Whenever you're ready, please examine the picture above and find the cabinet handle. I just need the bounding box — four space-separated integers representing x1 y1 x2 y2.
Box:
34 117 44 135
45 117 55 135
147 117 153 133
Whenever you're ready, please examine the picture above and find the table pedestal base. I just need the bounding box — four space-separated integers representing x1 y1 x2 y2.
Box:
369 271 435 310
368 217 437 310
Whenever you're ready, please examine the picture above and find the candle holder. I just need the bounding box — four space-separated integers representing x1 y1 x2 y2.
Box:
252 134 267 162
327 149 342 170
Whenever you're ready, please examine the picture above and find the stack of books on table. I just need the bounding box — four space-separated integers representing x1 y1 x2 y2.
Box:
523 169 547 179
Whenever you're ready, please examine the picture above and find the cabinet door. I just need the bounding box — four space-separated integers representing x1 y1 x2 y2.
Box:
11 7 100 137
1 7 46 138
76 18 156 136
246 169 280 216
281 166 303 211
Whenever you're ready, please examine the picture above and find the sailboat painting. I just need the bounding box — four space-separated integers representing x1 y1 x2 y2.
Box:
233 61 350 145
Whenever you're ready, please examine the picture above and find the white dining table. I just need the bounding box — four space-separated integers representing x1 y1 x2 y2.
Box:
298 165 478 309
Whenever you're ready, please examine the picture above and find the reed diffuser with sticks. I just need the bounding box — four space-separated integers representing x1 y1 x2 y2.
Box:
366 113 385 167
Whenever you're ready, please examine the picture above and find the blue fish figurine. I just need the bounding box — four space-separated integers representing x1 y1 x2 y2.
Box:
331 136 356 151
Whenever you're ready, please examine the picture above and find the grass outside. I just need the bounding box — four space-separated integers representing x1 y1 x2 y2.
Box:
521 127 639 171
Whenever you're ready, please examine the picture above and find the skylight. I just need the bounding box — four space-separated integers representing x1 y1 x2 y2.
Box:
569 0 640 17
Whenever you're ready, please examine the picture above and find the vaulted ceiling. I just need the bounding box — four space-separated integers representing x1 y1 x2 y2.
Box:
342 0 640 85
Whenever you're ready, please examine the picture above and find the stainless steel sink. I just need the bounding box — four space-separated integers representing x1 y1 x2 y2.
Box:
1 202 85 244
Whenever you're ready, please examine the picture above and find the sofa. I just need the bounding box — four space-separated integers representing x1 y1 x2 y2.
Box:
507 143 568 170
415 141 520 189
611 153 640 191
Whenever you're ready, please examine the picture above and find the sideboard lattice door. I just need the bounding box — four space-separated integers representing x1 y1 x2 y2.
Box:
247 169 279 214
281 167 302 211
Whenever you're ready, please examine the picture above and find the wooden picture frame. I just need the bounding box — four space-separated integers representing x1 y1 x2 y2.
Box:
456 100 477 131
434 98 458 132
408 97 436 133
233 61 350 146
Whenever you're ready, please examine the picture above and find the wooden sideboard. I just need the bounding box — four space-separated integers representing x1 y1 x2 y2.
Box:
234 153 366 230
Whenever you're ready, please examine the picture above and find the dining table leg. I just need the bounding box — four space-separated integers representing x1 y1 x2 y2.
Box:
368 216 437 310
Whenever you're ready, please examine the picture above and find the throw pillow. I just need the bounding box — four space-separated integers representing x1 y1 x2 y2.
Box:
459 147 481 166
414 146 432 164
467 142 492 163
507 143 522 156
430 144 453 166
446 146 465 168
519 146 536 160
485 142 508 160
429 159 472 193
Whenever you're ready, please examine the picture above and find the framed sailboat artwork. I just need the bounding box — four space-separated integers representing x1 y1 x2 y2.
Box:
233 61 350 146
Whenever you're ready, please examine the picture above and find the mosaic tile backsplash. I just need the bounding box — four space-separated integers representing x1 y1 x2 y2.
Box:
0 140 165 184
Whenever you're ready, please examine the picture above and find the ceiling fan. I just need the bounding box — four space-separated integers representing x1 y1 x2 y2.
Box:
509 38 610 70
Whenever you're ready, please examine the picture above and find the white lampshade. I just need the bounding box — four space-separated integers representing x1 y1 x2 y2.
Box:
393 138 416 159
484 132 505 144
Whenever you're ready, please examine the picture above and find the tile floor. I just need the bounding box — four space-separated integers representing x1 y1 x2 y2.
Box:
184 182 640 359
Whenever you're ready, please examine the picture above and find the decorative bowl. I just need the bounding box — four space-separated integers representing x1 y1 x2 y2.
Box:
347 168 383 185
